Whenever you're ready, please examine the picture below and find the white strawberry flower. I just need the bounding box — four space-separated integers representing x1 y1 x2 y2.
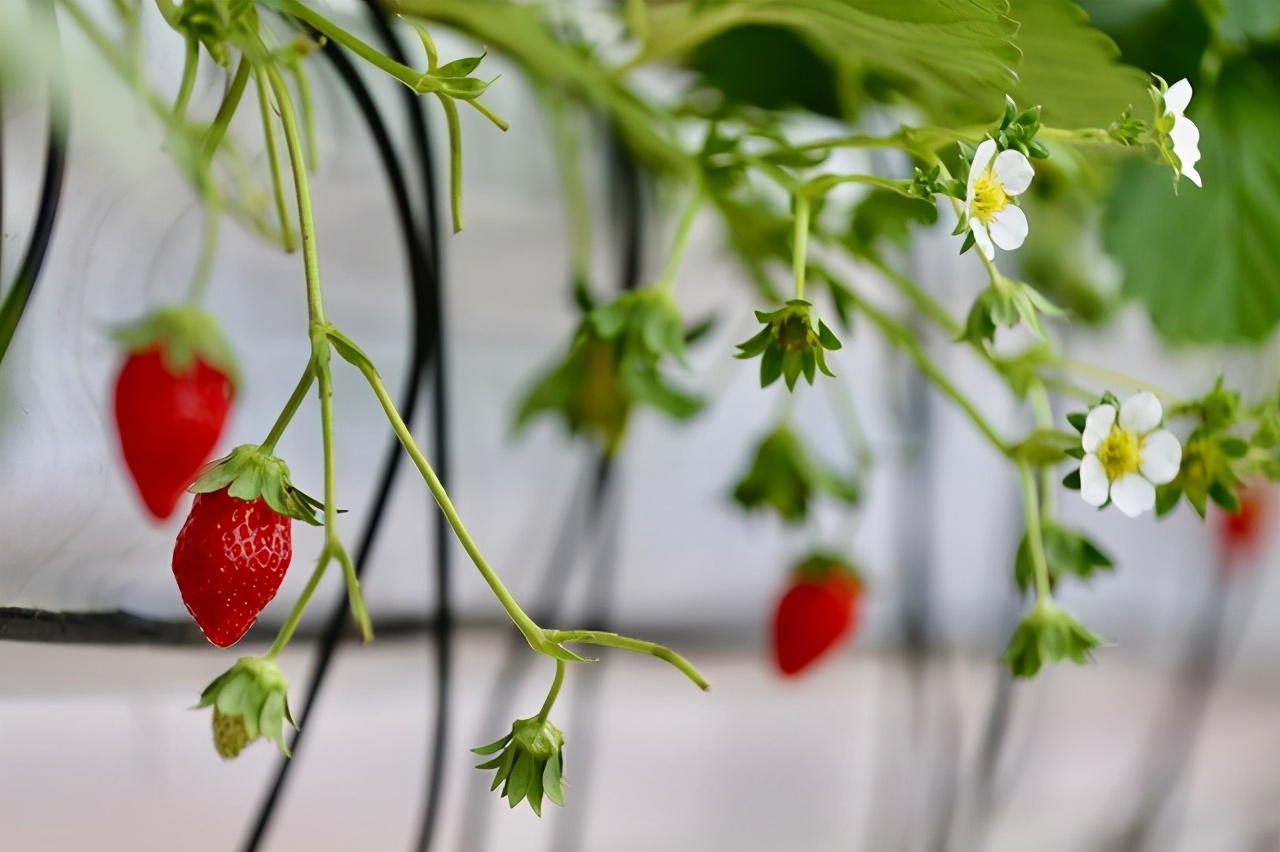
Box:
1160 78 1202 187
1079 391 1182 518
963 138 1034 261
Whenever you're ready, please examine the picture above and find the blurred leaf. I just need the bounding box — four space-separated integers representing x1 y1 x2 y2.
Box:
1220 0 1280 42
688 25 840 116
1108 61 1280 343
646 0 1019 122
1005 0 1154 127
847 189 939 259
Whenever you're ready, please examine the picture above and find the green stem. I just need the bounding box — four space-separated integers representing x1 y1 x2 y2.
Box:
803 173 915 198
863 253 961 337
172 33 199 123
466 98 509 131
834 275 1006 453
654 188 703 293
792 193 810 301
267 63 373 641
1018 463 1053 603
547 96 591 286
255 67 298 252
439 94 465 232
202 57 251 162
341 347 546 647
535 660 566 726
1059 359 1177 402
260 362 316 453
1029 380 1056 517
274 0 423 88
265 551 332 659
790 131 910 155
185 201 221 306
543 630 711 691
290 64 319 172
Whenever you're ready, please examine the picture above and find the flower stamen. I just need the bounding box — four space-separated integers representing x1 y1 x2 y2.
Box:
970 170 1010 225
1097 427 1142 481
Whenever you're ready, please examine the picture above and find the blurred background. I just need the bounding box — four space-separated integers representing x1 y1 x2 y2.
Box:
4 1 1280 850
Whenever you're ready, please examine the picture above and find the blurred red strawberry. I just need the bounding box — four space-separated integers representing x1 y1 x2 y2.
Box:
771 554 863 677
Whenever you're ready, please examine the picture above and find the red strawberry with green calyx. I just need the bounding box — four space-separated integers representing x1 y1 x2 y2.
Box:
771 553 863 677
173 445 323 647
113 307 239 520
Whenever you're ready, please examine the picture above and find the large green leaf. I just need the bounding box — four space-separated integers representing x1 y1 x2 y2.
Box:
642 0 1020 121
1004 0 1153 127
1106 61 1280 343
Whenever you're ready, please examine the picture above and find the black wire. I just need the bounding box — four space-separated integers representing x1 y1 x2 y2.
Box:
0 0 68 367
239 30 437 852
354 8 454 851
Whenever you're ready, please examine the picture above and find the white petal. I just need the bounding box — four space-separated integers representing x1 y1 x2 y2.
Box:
1119 391 1163 434
971 222 995 260
1082 404 1117 453
1080 454 1110 507
1164 78 1193 116
988 205 1028 251
967 139 998 203
992 149 1034 195
1110 473 1156 518
1169 117 1202 186
1139 429 1182 485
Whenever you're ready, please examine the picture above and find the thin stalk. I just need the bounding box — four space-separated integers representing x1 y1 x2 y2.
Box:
543 629 710 690
273 0 422 89
172 33 199 122
439 94 464 232
185 201 221 305
202 56 251 161
267 63 372 641
1060 359 1177 402
265 552 332 659
1029 380 1056 518
654 188 702 293
260 362 316 453
535 660 566 726
255 67 298 252
1018 463 1053 602
290 64 319 172
344 351 545 646
792 193 810 301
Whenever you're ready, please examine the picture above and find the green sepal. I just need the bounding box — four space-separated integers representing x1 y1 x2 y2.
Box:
195 657 292 760
1062 468 1082 490
543 750 565 807
1001 601 1103 679
190 444 322 525
1066 412 1087 433
1155 483 1182 517
731 425 859 524
114 306 240 388
1013 522 1114 595
737 300 840 392
474 716 566 816
472 733 512 756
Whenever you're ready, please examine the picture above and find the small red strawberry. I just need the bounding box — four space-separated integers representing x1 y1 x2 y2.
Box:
113 307 238 520
173 445 321 647
771 554 863 677
1216 486 1270 564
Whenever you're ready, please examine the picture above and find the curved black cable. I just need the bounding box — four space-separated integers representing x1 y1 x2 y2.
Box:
239 32 437 852
0 0 69 367
356 11 455 852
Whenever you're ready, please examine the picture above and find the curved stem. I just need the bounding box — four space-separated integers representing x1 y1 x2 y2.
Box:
1029 380 1057 518
543 630 710 691
339 345 545 647
172 33 199 123
202 56 251 162
186 200 221 305
535 660 566 726
438 94 464 232
654 187 703 293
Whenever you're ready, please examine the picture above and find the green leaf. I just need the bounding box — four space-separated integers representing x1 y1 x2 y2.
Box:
1002 602 1103 678
1014 522 1114 594
1003 0 1153 128
687 24 841 116
1108 61 1280 343
644 0 1020 123
847 188 939 258
1220 0 1280 42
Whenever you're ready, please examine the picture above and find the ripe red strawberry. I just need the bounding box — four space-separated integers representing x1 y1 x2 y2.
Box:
1217 486 1270 563
112 308 238 520
771 555 862 677
173 487 292 647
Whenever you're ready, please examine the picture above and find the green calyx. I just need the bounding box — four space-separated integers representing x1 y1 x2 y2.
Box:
735 300 841 390
472 717 567 816
790 552 862 587
196 656 293 759
114 306 240 387
731 425 859 524
190 444 323 525
1001 600 1103 679
174 0 260 67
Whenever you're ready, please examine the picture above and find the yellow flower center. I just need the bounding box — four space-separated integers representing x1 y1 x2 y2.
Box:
970 170 1010 225
1097 427 1143 482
